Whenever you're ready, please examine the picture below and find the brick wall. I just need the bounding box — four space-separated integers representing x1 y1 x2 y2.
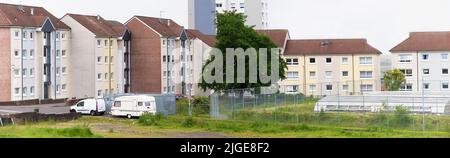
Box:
126 18 162 93
0 28 11 101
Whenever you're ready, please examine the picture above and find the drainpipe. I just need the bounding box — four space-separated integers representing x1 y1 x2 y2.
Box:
416 51 420 91
303 54 307 95
352 54 355 94
109 36 112 95
166 37 170 94
54 31 57 100
21 28 24 101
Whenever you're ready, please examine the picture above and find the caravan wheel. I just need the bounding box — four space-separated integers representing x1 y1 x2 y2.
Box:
127 114 132 119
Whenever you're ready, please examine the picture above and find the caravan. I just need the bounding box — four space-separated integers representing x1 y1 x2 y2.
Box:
111 96 157 119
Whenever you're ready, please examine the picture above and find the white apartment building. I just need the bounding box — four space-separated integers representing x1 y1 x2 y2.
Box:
391 32 450 92
216 0 269 29
0 3 71 102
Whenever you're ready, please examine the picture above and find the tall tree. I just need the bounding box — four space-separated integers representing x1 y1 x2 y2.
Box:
383 69 406 91
199 11 287 92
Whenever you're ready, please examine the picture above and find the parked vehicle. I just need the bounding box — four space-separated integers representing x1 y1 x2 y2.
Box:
70 98 106 116
111 95 157 119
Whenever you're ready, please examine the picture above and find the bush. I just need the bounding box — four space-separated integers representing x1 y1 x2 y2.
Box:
193 97 210 115
138 113 164 126
393 106 412 128
181 117 196 128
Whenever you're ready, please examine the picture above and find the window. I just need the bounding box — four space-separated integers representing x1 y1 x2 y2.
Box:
231 3 236 9
29 32 34 40
286 72 299 80
98 73 102 80
110 73 114 80
14 50 19 57
97 40 101 47
14 69 20 77
62 50 66 57
343 85 349 91
240 3 245 9
29 68 34 77
56 50 60 58
62 84 66 91
110 56 114 64
61 33 65 39
309 71 316 77
326 57 332 64
172 55 175 62
442 83 449 90
14 88 20 95
167 56 171 63
30 86 35 95
423 69 430 75
56 33 60 40
14 31 19 38
399 54 412 63
22 68 27 77
360 71 373 79
56 84 61 93
342 57 349 64
163 55 166 62
423 83 430 90
286 85 298 93
400 83 413 91
326 84 333 91
360 57 373 65
104 40 108 47
114 101 121 107
22 50 27 58
422 54 429 60
162 39 166 46
62 67 66 74
441 54 448 60
286 58 299 65
22 31 27 40
309 58 316 64
105 73 108 80
400 69 413 77
29 50 34 58
97 57 102 63
342 71 349 77
56 67 60 76
97 90 102 97
360 84 373 92
325 71 332 78
443 69 449 75
22 87 27 96
110 40 113 47
216 3 223 7
105 56 108 64
309 85 316 92
138 102 144 106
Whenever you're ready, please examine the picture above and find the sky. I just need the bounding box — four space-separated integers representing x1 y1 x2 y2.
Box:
2 0 450 55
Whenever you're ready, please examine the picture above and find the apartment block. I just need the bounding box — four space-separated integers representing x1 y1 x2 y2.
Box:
391 32 450 92
281 39 382 96
61 14 130 99
0 3 71 101
216 0 269 29
188 0 216 35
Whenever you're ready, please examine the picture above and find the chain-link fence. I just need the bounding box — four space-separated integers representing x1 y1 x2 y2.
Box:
209 87 450 135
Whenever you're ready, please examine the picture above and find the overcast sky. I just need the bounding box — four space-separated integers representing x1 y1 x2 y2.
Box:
3 0 450 54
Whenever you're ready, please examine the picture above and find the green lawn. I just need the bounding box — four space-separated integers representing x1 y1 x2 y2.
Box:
1 100 449 138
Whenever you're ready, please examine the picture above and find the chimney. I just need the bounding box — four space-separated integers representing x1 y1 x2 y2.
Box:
167 20 171 26
30 8 34 15
97 15 101 21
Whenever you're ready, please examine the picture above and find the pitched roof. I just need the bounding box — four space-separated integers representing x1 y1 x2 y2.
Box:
66 14 124 37
390 32 450 52
186 29 216 47
133 16 184 37
0 3 69 29
256 29 290 48
284 39 382 55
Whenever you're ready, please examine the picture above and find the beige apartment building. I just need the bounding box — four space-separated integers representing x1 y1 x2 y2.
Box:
281 39 382 96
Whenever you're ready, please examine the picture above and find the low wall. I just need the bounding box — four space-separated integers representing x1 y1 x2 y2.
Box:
0 99 68 106
9 112 81 125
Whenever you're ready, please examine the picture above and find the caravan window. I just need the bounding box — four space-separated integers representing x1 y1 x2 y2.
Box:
138 102 143 106
114 101 121 107
145 102 151 107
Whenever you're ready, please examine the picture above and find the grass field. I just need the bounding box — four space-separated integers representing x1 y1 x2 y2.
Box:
1 102 449 138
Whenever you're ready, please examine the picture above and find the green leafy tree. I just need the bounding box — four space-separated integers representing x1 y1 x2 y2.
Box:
199 11 287 92
383 69 406 91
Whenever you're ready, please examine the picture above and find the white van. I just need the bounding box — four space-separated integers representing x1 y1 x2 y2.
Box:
70 99 106 116
111 96 157 119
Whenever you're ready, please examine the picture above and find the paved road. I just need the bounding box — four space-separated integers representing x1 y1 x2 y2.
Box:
0 103 70 115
